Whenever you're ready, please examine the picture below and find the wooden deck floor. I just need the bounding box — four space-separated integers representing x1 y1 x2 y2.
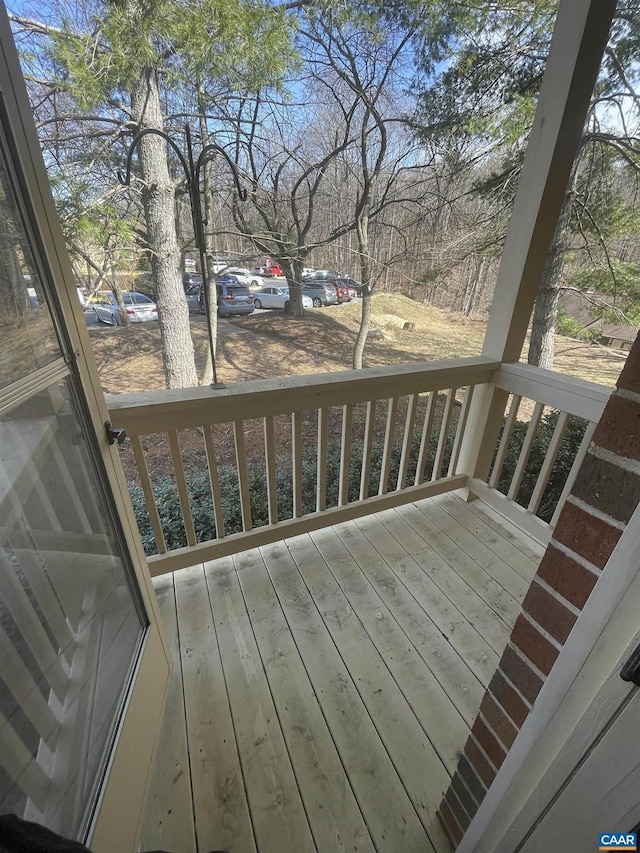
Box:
139 494 543 853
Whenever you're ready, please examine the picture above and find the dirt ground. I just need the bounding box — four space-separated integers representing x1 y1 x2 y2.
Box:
88 293 629 396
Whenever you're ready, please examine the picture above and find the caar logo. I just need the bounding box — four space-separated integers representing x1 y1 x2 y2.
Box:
599 833 637 851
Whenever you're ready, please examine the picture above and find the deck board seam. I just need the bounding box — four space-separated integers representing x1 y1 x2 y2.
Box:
231 551 321 853
284 534 442 851
202 564 260 853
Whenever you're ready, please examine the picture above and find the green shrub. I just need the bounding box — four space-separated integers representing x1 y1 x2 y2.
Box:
555 310 600 344
128 426 454 556
492 409 588 522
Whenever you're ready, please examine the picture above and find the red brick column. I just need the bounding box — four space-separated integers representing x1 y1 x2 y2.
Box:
437 336 640 847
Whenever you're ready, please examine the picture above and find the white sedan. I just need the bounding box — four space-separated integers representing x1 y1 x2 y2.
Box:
223 267 263 288
93 291 158 324
252 286 313 310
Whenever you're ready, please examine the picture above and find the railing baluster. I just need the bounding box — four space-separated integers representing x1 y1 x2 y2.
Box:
0 623 58 743
0 550 67 698
131 436 167 554
316 408 328 512
379 397 399 495
203 425 225 539
398 393 419 490
528 411 570 514
550 420 597 528
507 401 545 501
0 709 50 808
168 430 197 546
489 394 522 488
292 411 303 518
360 400 377 501
432 388 457 481
448 385 475 476
339 404 353 505
263 416 278 525
233 421 252 532
7 545 74 663
416 391 437 485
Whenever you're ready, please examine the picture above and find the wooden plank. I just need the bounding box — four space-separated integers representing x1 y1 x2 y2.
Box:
333 520 485 726
339 403 353 505
108 357 500 436
169 430 197 545
260 539 437 852
234 548 376 853
507 401 544 501
205 557 315 853
309 525 469 770
470 478 551 548
448 385 474 476
292 411 303 519
433 494 540 582
285 534 449 851
233 420 252 532
354 513 500 686
489 394 522 488
131 436 167 554
316 407 328 511
359 399 376 501
378 396 399 495
398 393 419 490
528 411 569 514
416 390 437 485
379 505 515 651
203 424 225 538
174 566 255 853
263 416 278 526
414 498 531 603
139 576 196 853
432 388 456 481
147 475 467 576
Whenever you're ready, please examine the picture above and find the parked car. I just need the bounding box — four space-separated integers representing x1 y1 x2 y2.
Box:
93 291 158 325
261 263 284 277
301 281 339 307
185 278 254 316
222 268 263 288
252 286 313 310
303 271 354 303
183 272 203 291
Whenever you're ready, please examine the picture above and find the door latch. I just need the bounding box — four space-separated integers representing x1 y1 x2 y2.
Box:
620 641 640 687
105 421 127 446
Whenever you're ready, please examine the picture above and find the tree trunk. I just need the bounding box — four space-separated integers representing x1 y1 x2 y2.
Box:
282 258 305 317
353 209 373 369
131 66 197 388
527 165 577 370
197 93 220 385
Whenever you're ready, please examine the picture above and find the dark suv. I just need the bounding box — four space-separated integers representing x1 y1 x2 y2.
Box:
302 281 339 307
185 275 254 316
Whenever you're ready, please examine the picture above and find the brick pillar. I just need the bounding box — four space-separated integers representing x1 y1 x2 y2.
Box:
437 335 640 847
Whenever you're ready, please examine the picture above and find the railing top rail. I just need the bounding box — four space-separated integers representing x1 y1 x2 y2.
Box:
496 362 612 422
107 357 499 437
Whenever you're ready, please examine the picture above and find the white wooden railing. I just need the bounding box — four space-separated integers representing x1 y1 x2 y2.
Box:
108 358 612 575
468 363 610 545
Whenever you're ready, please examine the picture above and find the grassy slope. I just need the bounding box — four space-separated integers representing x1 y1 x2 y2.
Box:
89 294 628 395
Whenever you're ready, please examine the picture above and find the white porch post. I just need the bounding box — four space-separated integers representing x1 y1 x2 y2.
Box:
456 0 618 485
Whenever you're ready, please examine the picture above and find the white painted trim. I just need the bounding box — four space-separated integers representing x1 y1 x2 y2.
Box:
458 499 640 853
495 364 610 423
